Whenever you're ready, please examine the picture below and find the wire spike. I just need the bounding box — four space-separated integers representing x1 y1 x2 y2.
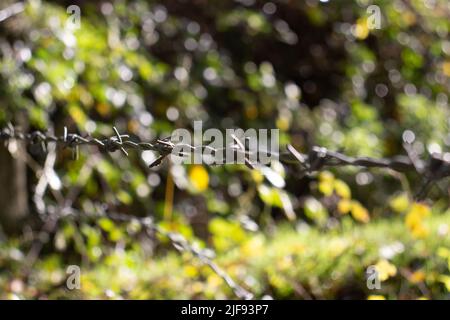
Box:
113 126 122 143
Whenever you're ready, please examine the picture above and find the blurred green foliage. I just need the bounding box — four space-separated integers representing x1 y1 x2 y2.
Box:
0 0 449 299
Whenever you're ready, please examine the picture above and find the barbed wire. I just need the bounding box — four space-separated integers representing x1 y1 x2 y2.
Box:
1 124 449 199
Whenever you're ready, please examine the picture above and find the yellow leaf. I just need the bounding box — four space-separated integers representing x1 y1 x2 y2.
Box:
207 274 223 288
184 265 198 278
368 295 386 300
318 181 334 196
411 224 429 239
117 190 132 205
241 236 264 258
410 203 431 217
351 201 370 223
354 18 369 40
409 270 425 284
405 202 430 238
319 171 334 183
442 61 450 77
337 199 352 215
318 171 334 196
276 117 290 131
189 165 209 192
375 259 397 281
389 193 409 213
68 104 88 126
405 211 421 229
96 102 111 117
403 11 417 26
251 170 264 184
334 180 351 199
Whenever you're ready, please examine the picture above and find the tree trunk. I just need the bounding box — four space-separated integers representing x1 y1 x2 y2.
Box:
0 135 29 235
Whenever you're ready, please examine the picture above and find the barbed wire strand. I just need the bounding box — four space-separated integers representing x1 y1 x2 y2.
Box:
1 125 449 200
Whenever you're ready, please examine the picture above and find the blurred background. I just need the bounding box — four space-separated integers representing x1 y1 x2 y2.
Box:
0 0 449 299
